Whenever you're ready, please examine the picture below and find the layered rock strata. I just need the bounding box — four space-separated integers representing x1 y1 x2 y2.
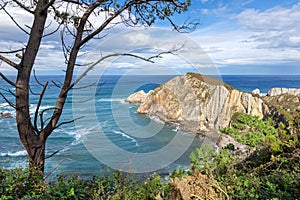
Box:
129 73 269 133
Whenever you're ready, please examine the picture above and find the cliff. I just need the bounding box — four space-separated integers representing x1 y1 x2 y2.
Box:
132 73 269 133
267 87 300 96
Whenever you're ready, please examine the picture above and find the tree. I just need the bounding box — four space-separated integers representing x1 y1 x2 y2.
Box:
0 0 195 177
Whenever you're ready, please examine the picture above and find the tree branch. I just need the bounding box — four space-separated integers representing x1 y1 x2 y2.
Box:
0 48 24 54
33 69 45 87
34 82 49 133
39 107 56 130
54 116 84 130
0 92 16 109
0 72 18 88
12 0 34 14
79 0 139 47
0 88 16 97
43 0 55 11
1 4 30 35
0 55 18 69
45 150 59 159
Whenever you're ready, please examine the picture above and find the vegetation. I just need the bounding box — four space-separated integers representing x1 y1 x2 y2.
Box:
0 169 168 200
191 113 300 199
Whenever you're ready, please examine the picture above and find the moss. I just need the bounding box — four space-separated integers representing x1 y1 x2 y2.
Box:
186 72 234 91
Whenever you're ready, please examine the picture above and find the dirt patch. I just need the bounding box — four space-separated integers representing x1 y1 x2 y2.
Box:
167 172 227 200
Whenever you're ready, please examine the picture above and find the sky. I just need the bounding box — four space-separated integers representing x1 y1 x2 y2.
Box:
0 0 300 75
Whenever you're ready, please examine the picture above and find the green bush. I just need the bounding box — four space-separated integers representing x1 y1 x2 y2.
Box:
0 169 167 200
190 113 300 199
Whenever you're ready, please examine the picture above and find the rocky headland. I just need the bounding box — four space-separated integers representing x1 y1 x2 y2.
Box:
126 72 270 134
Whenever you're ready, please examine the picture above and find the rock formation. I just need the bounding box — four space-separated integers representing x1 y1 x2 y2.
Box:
0 112 12 118
125 90 148 103
129 73 269 133
267 88 300 96
252 88 260 96
167 172 226 200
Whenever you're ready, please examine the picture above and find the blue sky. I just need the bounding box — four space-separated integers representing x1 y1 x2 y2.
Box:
0 0 300 75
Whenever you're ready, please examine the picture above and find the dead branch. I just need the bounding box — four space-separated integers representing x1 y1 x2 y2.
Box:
12 0 34 14
51 80 62 88
45 150 59 159
0 48 24 54
39 107 56 130
0 72 18 88
54 116 84 130
0 88 16 97
29 86 40 95
79 0 139 47
0 92 16 109
0 55 18 69
34 82 49 133
1 4 30 35
33 69 45 87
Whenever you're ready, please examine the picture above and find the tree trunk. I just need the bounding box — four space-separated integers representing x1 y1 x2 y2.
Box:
15 0 48 177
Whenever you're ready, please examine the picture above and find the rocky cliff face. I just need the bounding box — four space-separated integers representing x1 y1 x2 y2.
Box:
134 73 269 133
267 88 300 96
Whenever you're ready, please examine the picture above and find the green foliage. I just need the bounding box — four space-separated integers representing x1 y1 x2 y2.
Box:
190 113 300 199
0 169 167 200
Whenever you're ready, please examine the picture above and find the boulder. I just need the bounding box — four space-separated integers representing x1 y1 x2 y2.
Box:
0 112 12 118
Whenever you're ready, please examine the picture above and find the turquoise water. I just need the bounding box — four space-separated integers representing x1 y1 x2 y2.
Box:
1 75 300 178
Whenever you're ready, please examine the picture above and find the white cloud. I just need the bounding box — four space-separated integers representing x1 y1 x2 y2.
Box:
236 3 300 49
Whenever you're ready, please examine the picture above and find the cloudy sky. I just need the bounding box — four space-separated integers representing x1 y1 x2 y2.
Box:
0 0 300 75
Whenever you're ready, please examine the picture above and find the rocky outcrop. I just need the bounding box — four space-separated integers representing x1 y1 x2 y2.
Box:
134 73 269 133
267 88 300 96
125 90 148 103
167 172 226 200
252 88 260 96
0 112 12 118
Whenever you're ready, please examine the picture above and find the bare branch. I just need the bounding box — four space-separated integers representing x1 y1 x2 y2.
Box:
34 82 49 133
79 0 139 47
54 116 84 130
12 0 34 14
0 72 18 88
29 86 40 95
0 92 16 109
0 55 18 69
45 150 59 159
39 107 56 130
33 69 45 87
51 80 62 88
43 22 62 37
1 4 30 35
0 88 16 97
0 48 24 54
72 81 97 90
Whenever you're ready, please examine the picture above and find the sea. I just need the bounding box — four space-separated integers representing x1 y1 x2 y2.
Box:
1 74 300 180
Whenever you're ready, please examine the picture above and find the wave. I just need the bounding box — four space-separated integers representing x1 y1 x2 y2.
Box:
0 103 9 108
112 130 139 147
149 115 165 124
29 105 54 115
97 98 125 103
1 150 27 157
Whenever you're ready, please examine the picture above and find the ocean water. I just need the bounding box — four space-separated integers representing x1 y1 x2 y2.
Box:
1 75 300 179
